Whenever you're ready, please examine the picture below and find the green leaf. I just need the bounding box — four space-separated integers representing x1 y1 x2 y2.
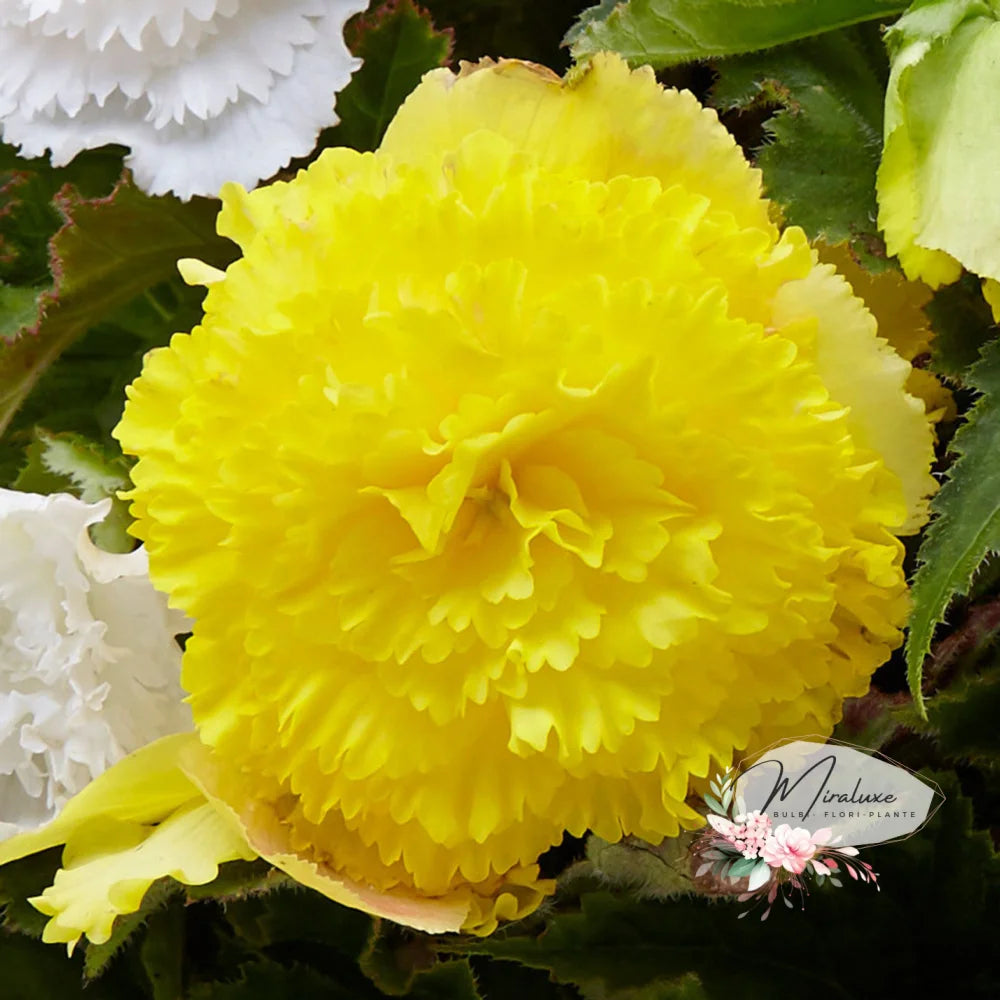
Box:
141 906 185 1000
224 884 372 958
747 860 772 892
712 29 891 268
0 932 99 1000
0 285 42 341
0 142 123 287
906 336 1000 714
330 0 453 153
184 860 289 903
924 275 997 381
406 961 482 1000
358 923 483 998
186 958 353 1000
877 0 1000 285
11 430 135 551
618 973 710 1000
448 891 839 998
29 429 129 502
9 435 70 495
576 972 712 1000
360 919 437 995
585 834 696 899
702 794 725 815
448 776 1000 997
724 857 755 879
0 167 62 289
422 0 581 69
833 689 909 750
0 847 62 939
577 972 711 1000
0 274 208 489
568 0 908 68
0 178 235 446
83 878 183 981
915 661 1000 768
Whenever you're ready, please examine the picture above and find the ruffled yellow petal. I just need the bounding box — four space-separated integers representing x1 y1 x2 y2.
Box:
0 735 255 951
0 734 201 867
178 258 226 286
813 244 931 360
177 738 511 935
814 242 955 424
771 256 938 533
983 277 1000 322
34 800 253 951
379 53 773 235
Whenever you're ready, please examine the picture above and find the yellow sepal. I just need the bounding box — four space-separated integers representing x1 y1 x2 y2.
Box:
1 734 255 951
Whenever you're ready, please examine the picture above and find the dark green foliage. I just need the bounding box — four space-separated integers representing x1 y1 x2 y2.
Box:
140 907 186 1000
568 0 908 68
0 933 98 1000
444 775 999 998
0 178 236 485
406 960 483 1000
82 880 184 982
454 893 817 998
906 337 1000 713
12 429 135 549
0 850 146 999
427 0 590 68
0 848 62 939
186 958 359 1000
0 285 40 342
472 958 578 1000
361 919 439 994
914 663 1000 770
925 275 998 381
184 861 286 903
330 1 454 153
223 880 373 957
0 143 123 287
712 28 891 268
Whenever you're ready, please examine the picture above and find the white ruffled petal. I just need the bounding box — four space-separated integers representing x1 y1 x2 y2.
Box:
0 0 367 198
0 488 192 841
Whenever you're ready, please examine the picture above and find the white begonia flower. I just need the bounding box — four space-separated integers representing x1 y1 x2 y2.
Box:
0 0 369 199
0 489 192 840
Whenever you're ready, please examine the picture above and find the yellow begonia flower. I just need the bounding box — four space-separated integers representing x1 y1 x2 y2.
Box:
1 53 937 948
877 1 1000 288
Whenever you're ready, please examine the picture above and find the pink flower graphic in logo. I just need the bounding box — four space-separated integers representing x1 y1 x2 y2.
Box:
760 825 832 874
708 810 773 859
693 767 879 920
